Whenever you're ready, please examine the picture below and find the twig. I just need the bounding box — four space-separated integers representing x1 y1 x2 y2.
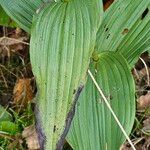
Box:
139 57 150 86
0 36 29 46
0 64 17 77
132 137 144 146
0 133 13 140
133 68 140 80
0 68 8 88
88 69 136 150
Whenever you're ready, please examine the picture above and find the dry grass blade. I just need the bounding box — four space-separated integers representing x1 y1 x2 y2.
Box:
139 57 150 86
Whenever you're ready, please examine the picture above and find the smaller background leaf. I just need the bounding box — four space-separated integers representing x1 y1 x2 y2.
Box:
0 105 12 122
0 6 17 27
0 121 19 135
0 0 43 32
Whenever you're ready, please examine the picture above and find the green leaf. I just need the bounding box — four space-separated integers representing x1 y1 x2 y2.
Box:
81 0 103 27
0 121 19 135
0 6 17 27
0 105 12 122
1 0 103 33
67 52 135 150
30 1 102 149
0 0 43 32
96 0 150 66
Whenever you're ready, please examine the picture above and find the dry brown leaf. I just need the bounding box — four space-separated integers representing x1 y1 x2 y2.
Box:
137 92 150 109
139 68 148 76
13 78 34 107
22 125 40 150
143 137 150 150
142 118 150 134
120 144 131 150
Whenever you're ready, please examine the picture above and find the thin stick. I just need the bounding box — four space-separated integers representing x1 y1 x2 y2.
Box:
88 69 136 150
139 57 150 86
0 37 29 46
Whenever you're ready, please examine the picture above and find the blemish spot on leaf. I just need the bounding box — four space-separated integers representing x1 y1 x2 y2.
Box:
105 28 109 32
109 95 113 100
141 8 149 20
73 89 76 94
105 94 113 101
53 125 56 133
106 34 110 39
122 28 129 35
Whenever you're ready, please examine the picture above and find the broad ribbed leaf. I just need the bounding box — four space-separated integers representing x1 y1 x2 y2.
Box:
80 0 103 27
0 0 103 33
30 1 102 149
96 0 150 66
0 0 43 32
67 52 135 150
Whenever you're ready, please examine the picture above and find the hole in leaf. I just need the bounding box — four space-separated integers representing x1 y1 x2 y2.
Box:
103 0 115 11
141 8 149 20
122 28 129 35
